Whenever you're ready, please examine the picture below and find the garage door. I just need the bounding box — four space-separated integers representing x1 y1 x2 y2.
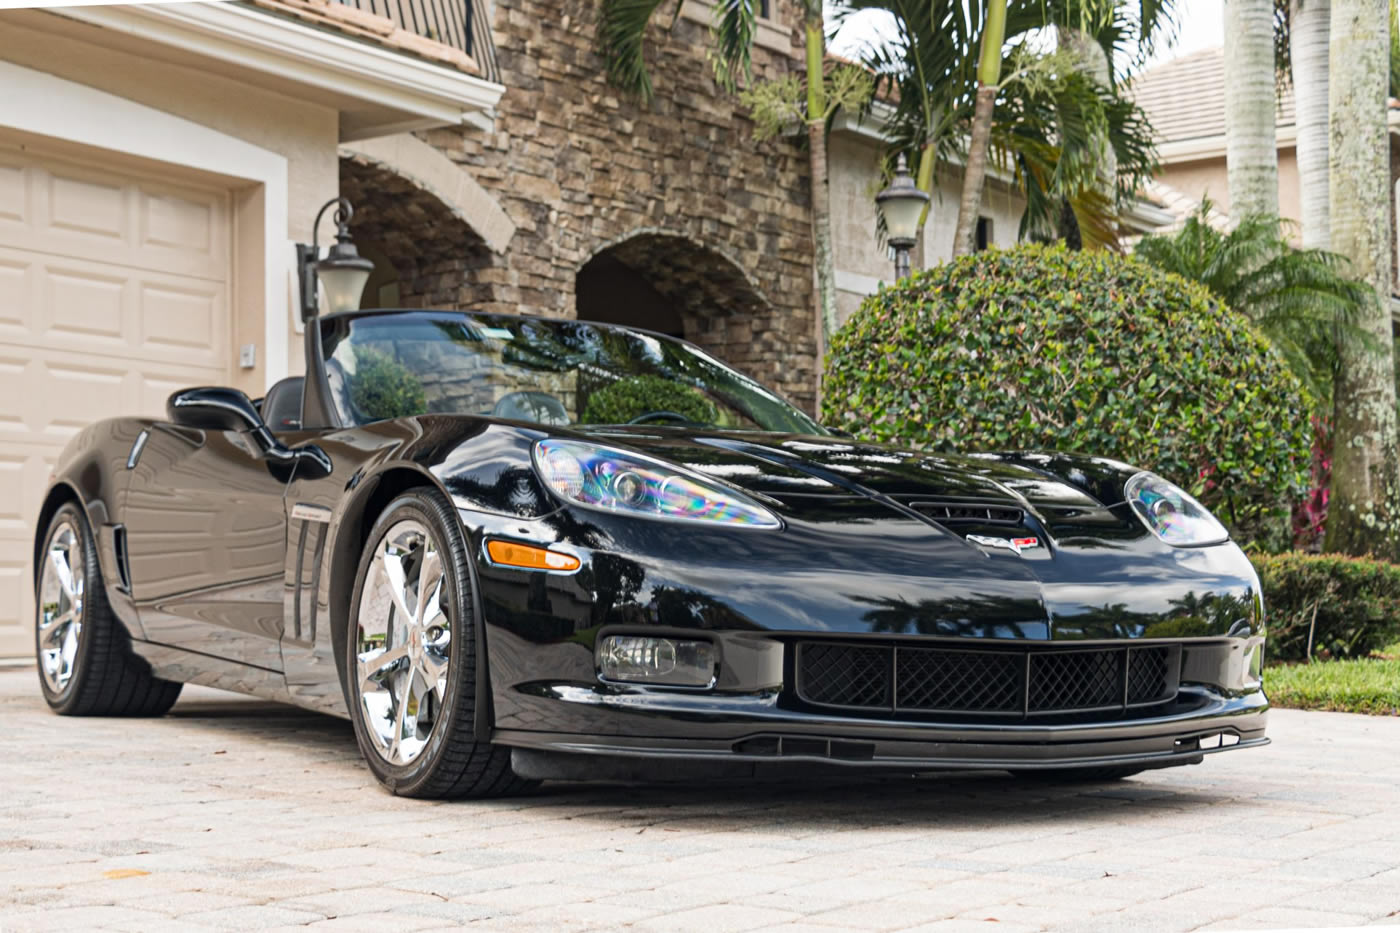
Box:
0 138 232 658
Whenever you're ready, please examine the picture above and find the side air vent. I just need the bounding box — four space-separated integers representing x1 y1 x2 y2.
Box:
113 524 132 594
907 500 1024 525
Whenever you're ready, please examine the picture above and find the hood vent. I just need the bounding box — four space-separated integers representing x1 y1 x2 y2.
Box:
904 499 1024 526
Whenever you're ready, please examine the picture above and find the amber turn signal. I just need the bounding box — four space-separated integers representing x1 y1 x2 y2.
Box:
485 539 580 572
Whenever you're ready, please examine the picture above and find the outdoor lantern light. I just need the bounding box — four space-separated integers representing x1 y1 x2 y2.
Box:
296 197 373 322
875 152 930 281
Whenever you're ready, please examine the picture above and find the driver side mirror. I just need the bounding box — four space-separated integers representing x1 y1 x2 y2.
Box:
166 387 330 479
168 386 263 432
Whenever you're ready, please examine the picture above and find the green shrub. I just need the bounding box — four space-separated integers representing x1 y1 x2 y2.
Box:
582 374 718 425
823 244 1312 541
1253 551 1400 661
352 347 426 421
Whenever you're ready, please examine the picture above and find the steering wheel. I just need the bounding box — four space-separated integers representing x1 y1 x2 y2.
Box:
626 410 697 426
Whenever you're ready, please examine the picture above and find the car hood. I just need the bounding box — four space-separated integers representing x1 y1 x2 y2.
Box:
569 427 1134 534
546 427 1258 641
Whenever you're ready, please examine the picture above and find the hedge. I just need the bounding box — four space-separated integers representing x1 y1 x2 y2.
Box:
823 244 1313 544
1253 551 1400 661
351 347 427 422
582 374 718 425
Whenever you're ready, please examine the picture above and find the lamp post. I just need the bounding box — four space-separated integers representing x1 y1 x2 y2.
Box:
875 153 930 281
296 197 373 323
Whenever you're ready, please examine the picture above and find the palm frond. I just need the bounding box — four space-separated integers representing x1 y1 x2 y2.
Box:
598 0 674 102
711 0 759 93
1134 202 1379 404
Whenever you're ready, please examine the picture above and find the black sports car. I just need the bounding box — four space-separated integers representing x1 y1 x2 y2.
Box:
33 307 1268 797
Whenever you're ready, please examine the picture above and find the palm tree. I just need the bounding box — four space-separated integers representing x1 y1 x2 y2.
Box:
599 0 841 353
1290 0 1331 247
1223 0 1280 219
1324 0 1399 558
841 0 1165 255
952 0 1008 257
1133 202 1372 403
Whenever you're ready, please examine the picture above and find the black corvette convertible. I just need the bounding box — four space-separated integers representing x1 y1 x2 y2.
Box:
33 307 1268 797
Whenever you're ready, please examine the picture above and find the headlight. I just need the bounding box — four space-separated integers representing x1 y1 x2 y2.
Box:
1124 472 1229 546
533 439 781 528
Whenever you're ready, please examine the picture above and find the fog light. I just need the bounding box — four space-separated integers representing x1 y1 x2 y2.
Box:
597 635 715 687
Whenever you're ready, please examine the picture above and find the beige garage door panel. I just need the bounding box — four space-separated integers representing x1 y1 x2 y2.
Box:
0 146 228 281
0 241 228 372
0 140 232 659
0 349 233 451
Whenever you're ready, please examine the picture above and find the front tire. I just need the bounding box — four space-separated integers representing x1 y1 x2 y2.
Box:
345 488 532 798
35 502 182 716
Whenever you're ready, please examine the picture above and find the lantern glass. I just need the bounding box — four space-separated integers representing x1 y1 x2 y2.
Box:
316 253 372 315
880 195 926 244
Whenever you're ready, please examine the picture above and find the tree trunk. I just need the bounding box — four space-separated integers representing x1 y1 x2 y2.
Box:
808 122 836 353
1057 26 1117 203
1291 0 1331 246
953 0 1007 258
803 7 836 409
1324 0 1399 558
1223 0 1281 218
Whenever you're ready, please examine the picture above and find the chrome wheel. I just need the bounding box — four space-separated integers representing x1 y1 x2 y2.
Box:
354 519 452 766
37 520 85 694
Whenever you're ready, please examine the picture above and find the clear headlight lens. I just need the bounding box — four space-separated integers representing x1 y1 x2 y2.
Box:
533 439 781 528
1124 472 1229 546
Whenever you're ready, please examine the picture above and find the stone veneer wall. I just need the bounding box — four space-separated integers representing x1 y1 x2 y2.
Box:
406 0 819 411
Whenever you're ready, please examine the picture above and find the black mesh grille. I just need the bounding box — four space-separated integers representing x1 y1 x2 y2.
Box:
908 501 1024 525
1126 646 1172 704
796 643 890 709
794 642 1180 719
896 648 1022 712
1028 650 1121 711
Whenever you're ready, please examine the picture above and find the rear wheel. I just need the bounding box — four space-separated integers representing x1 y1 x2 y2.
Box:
35 502 182 716
345 488 533 798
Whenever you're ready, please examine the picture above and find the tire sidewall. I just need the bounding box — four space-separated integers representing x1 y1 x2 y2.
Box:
344 490 475 795
35 503 100 713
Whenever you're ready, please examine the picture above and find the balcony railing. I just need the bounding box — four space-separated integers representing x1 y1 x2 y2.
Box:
333 0 500 83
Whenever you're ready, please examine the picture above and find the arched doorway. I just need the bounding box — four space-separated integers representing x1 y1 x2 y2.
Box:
339 151 495 309
576 252 684 336
575 230 772 364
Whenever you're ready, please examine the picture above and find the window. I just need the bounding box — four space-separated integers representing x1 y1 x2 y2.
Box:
320 311 826 434
975 216 993 252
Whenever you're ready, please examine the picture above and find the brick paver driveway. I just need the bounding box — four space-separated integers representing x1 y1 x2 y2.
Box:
1 667 1398 933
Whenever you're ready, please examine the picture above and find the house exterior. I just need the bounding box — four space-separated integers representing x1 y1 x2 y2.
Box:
1 0 1021 658
1130 45 1400 262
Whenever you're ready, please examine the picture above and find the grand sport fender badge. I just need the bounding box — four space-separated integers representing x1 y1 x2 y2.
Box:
291 502 333 523
967 534 1041 556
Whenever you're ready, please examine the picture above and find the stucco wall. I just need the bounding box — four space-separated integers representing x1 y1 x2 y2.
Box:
1157 147 1303 235
0 11 340 379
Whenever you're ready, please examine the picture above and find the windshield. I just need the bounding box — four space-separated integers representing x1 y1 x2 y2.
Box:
319 311 825 435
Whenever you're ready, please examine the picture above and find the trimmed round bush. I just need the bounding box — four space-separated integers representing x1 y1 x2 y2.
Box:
823 244 1312 537
352 347 427 421
582 374 718 425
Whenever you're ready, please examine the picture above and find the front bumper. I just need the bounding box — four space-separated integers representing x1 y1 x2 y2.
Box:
495 683 1268 777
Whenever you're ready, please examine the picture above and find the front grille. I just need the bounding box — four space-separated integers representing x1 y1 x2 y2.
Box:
795 641 1180 719
1029 649 1121 711
907 500 1024 525
896 647 1022 712
798 642 890 708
